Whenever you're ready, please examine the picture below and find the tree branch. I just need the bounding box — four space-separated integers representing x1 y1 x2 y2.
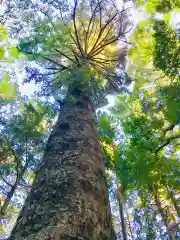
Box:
72 0 84 56
155 135 180 153
55 49 76 63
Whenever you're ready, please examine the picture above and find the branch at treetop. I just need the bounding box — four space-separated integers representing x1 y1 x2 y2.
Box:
90 60 110 75
39 9 62 41
90 61 118 90
72 0 84 57
79 20 88 51
42 55 69 70
98 0 102 30
89 7 129 57
85 0 104 53
91 59 116 76
87 19 99 52
55 48 76 64
118 23 134 38
90 14 120 52
71 48 81 64
67 31 81 55
92 57 118 63
91 33 125 58
88 11 119 56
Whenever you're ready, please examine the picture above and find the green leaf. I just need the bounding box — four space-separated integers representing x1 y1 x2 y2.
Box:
146 2 154 13
0 74 17 100
0 46 5 59
0 24 8 41
9 46 19 58
163 13 172 24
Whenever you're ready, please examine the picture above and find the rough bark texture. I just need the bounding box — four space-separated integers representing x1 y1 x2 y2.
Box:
9 83 115 240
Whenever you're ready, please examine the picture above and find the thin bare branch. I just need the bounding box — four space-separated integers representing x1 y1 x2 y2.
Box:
42 55 69 70
72 0 84 56
0 171 13 188
55 49 76 63
0 186 8 195
155 135 180 154
85 0 104 52
88 10 119 55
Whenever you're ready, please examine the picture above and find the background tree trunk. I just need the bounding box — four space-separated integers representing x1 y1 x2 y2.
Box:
152 187 175 240
116 183 128 240
0 184 16 218
9 82 116 240
166 187 180 218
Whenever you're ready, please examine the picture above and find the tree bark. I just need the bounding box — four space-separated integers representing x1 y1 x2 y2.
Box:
9 82 116 240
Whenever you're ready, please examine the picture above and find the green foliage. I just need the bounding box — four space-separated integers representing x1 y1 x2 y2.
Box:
0 47 5 59
98 114 116 144
18 1 128 100
19 21 66 58
0 96 57 239
153 20 180 79
156 0 180 12
158 82 180 123
0 25 7 60
9 46 19 58
0 25 8 42
136 0 180 13
7 101 55 141
101 4 180 236
0 25 19 102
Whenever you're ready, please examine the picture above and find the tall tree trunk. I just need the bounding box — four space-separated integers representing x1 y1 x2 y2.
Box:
116 183 128 240
151 186 175 240
9 82 115 240
166 186 180 218
126 209 133 240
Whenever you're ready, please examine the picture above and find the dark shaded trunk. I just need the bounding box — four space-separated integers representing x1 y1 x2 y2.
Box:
116 183 128 240
10 82 115 240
